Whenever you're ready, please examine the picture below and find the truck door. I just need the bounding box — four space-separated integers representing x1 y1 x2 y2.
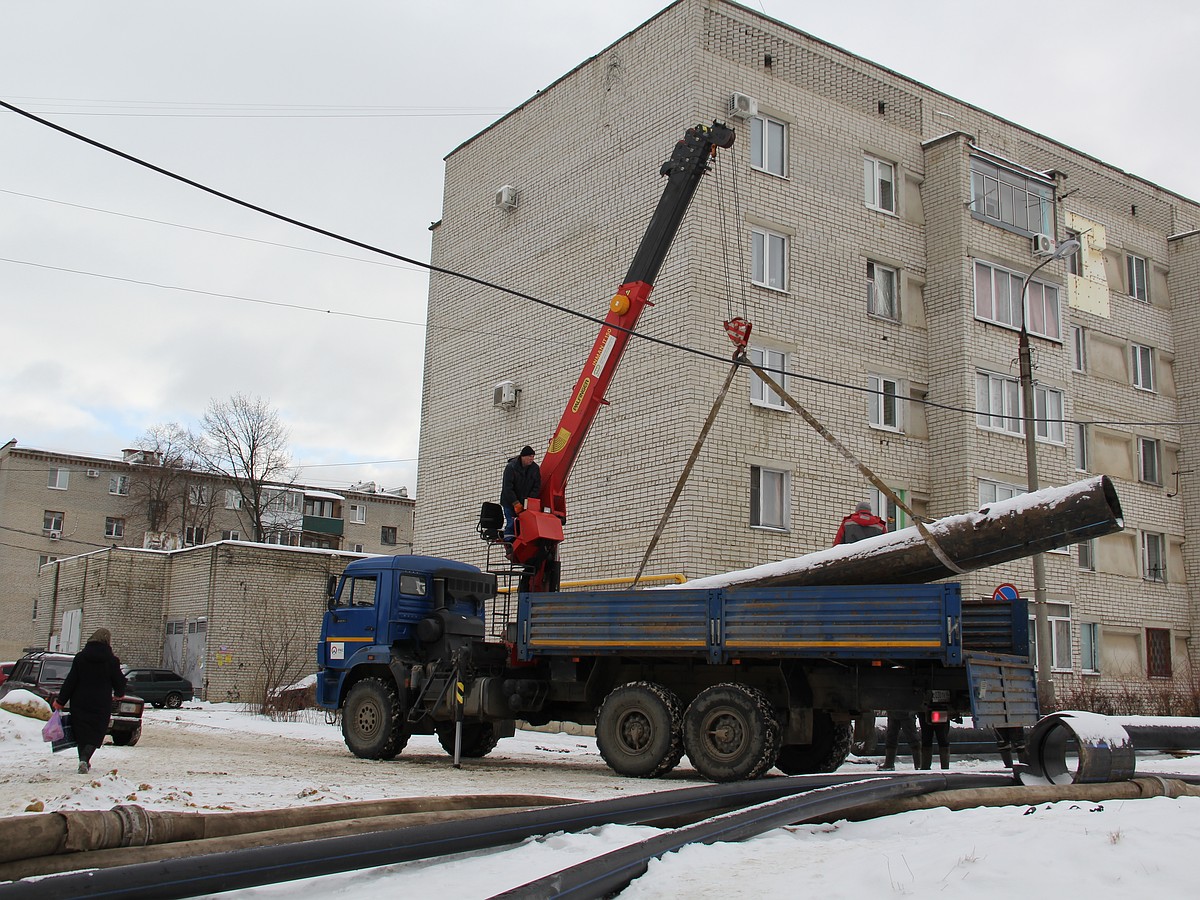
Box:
323 574 382 666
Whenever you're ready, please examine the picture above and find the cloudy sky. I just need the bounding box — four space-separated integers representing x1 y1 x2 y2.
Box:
2 0 1196 496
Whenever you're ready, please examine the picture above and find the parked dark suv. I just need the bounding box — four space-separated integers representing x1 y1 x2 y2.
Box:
0 650 144 745
122 668 194 708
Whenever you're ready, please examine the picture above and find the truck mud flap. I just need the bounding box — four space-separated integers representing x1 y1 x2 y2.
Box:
963 651 1038 729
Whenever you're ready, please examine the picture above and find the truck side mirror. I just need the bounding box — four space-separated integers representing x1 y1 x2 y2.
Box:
326 575 338 598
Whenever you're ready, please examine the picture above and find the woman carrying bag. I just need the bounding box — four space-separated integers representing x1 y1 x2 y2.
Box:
54 628 127 774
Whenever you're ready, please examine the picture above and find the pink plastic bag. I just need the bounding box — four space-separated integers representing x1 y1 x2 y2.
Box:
42 710 64 742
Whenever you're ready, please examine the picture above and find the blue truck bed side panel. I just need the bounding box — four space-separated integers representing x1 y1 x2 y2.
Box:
964 651 1040 727
518 584 961 664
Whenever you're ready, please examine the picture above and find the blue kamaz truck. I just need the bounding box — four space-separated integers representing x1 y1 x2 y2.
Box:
316 553 1036 781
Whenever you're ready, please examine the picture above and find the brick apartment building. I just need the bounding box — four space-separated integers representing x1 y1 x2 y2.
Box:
416 0 1199 704
0 439 415 659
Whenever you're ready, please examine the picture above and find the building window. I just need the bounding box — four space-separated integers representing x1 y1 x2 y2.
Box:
979 479 1023 506
353 543 365 553
969 156 1053 235
975 372 1022 436
1064 230 1083 276
751 227 787 290
749 114 787 177
869 487 904 532
866 261 898 320
750 465 789 530
380 526 398 546
43 510 64 533
109 474 130 496
1076 539 1095 571
1146 628 1172 678
1142 532 1167 582
220 529 241 541
188 485 209 506
1074 423 1089 471
1131 344 1155 392
867 374 901 431
1137 437 1162 485
864 154 895 213
1080 622 1100 673
47 467 69 490
104 517 125 539
748 346 788 410
38 554 58 570
1028 602 1073 671
1069 325 1086 373
184 525 205 546
1127 253 1149 302
224 490 242 510
974 260 1061 340
1033 385 1064 443
305 498 335 518
349 503 367 524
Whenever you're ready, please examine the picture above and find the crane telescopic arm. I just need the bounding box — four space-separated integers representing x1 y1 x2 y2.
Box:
510 122 736 591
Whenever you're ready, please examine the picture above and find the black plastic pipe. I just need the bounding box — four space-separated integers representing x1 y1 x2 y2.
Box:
492 772 1013 899
1 774 870 899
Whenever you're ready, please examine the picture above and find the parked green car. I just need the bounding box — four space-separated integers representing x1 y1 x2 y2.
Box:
122 668 195 708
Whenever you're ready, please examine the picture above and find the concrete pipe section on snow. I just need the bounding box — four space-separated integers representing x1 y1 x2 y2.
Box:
1021 711 1200 785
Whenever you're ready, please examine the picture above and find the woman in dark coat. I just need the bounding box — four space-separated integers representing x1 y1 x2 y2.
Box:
54 627 127 774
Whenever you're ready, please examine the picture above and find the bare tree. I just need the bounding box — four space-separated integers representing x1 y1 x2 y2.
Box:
126 423 195 546
192 394 294 542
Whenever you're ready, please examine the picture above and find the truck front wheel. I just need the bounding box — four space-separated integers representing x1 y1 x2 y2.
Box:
343 677 409 760
683 683 780 782
435 721 501 758
597 681 684 778
775 711 853 774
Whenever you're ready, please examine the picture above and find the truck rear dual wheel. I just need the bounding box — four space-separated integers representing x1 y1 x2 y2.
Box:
683 683 781 782
596 681 685 778
435 721 501 758
775 711 854 774
343 677 410 760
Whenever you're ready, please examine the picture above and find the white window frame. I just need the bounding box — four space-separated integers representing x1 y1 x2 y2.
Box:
1074 423 1089 472
1127 253 1149 301
188 484 210 506
1033 385 1065 444
866 261 899 320
1028 601 1072 672
1142 531 1167 582
221 529 241 541
349 503 367 524
1131 344 1155 392
869 486 905 532
750 114 787 177
1080 622 1100 673
184 525 205 546
867 374 902 431
38 554 59 570
975 372 1022 436
863 154 895 213
1076 539 1095 571
43 510 64 532
109 474 130 496
751 226 788 291
353 543 365 554
979 479 1023 506
750 464 790 531
1070 325 1086 373
47 467 69 490
1137 436 1162 485
104 517 125 539
224 489 242 510
974 260 1061 340
748 346 788 410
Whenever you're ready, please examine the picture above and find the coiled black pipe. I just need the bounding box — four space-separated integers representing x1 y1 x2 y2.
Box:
492 772 1012 899
1 774 882 899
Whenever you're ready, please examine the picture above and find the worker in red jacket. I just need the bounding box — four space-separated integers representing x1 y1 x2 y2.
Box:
833 501 887 545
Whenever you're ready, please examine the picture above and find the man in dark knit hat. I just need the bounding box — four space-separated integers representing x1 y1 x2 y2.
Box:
500 445 541 543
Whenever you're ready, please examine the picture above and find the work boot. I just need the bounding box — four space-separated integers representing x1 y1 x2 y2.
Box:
878 748 896 770
78 760 90 774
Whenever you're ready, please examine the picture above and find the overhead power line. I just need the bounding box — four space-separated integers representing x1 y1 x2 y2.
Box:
0 97 1193 431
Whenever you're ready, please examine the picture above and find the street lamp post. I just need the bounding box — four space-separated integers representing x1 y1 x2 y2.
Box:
1018 238 1079 712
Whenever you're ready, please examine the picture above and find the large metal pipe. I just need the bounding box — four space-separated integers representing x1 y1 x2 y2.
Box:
672 475 1123 590
1021 712 1200 785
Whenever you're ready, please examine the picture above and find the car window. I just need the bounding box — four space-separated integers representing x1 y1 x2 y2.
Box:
41 658 72 683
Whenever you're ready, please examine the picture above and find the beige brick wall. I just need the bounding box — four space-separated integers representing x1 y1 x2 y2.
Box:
417 0 1198 695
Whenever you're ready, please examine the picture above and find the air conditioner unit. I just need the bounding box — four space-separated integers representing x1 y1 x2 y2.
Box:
493 380 518 410
729 92 759 119
495 184 519 210
48 531 61 541
86 468 100 478
1031 233 1054 256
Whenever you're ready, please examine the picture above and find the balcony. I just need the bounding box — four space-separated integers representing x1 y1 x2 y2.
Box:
302 515 344 536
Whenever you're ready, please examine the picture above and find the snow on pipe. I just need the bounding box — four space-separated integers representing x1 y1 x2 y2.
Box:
0 774 866 899
667 475 1123 590
1021 711 1200 785
491 773 1014 899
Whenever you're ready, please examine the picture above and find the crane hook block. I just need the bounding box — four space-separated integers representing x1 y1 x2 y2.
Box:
724 317 753 350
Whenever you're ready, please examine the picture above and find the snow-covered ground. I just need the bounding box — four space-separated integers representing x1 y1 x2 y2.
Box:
1 700 1197 897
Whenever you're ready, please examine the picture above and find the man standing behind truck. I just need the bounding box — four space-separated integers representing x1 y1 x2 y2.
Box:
500 445 541 543
833 500 887 545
